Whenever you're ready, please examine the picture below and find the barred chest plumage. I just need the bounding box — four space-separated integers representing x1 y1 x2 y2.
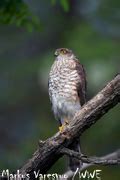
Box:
48 58 81 124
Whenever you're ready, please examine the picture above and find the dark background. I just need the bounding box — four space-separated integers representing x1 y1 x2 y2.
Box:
0 0 120 179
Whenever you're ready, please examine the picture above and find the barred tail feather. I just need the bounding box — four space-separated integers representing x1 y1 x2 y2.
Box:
69 138 82 171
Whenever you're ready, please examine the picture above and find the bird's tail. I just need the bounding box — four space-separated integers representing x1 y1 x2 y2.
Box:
68 138 82 172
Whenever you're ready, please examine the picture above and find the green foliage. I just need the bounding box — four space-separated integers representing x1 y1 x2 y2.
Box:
0 0 41 32
60 0 70 12
51 0 70 12
0 0 70 31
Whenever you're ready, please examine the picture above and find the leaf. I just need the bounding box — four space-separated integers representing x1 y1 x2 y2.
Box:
60 0 70 12
0 0 41 32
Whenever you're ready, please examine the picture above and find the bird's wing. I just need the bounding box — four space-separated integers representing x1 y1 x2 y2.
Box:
48 77 52 105
67 58 86 106
75 59 87 106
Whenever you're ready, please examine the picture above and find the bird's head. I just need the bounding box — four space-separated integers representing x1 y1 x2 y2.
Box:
54 48 75 60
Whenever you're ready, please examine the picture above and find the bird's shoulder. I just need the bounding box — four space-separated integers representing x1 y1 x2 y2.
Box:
68 57 85 74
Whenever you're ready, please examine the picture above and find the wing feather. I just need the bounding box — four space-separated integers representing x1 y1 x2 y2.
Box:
75 60 87 106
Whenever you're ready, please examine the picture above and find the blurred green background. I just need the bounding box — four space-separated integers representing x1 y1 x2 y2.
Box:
0 0 120 179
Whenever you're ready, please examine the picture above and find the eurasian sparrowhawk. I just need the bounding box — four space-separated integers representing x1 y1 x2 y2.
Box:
48 48 86 171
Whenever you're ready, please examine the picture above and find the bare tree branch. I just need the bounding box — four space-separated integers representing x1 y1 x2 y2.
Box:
19 74 120 178
61 148 120 165
60 149 120 180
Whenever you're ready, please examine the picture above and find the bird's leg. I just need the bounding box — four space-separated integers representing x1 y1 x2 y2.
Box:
59 118 69 133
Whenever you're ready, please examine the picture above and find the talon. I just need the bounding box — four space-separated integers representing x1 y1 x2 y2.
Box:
59 119 69 133
59 125 65 132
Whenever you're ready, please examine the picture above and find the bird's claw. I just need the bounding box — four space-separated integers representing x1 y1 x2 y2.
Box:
59 120 69 133
59 124 65 133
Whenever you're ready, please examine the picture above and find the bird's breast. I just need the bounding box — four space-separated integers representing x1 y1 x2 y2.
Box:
49 59 81 121
49 59 80 102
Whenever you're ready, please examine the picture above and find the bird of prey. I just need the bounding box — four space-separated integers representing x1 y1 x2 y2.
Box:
48 48 86 171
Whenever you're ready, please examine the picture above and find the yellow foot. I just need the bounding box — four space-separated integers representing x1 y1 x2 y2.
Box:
59 120 69 133
59 123 70 139
59 124 65 133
